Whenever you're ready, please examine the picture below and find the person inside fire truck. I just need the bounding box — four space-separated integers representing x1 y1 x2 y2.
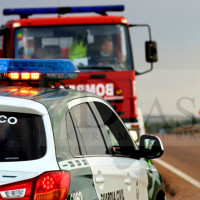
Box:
90 36 118 67
98 36 114 65
69 32 87 62
22 39 36 59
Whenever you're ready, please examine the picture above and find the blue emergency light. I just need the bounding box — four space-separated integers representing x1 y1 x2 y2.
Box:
3 5 124 17
0 59 79 80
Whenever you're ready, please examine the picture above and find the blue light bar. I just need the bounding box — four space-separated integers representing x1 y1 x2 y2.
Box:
3 8 59 16
3 5 124 17
0 59 79 75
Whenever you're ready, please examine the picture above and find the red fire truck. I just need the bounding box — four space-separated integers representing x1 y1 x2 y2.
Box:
0 5 157 141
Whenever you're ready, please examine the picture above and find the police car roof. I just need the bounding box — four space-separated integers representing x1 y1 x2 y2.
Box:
0 86 99 100
0 86 101 113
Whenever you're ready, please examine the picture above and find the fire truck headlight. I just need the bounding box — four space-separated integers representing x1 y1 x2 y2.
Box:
129 130 139 142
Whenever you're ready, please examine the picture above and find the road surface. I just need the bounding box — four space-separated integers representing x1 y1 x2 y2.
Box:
152 134 200 200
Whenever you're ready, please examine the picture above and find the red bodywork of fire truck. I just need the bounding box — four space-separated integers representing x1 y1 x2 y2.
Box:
0 6 157 140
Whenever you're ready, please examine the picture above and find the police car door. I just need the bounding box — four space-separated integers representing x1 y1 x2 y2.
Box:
88 100 149 200
69 98 148 200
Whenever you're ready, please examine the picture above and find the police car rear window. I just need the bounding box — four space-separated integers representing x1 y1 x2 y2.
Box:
0 112 46 162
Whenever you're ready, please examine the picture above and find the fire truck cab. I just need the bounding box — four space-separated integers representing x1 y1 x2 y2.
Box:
0 5 158 141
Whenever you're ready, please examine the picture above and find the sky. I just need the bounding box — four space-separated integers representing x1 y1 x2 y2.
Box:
0 0 200 118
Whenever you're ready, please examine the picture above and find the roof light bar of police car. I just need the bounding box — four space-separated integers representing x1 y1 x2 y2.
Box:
3 5 124 18
0 59 79 81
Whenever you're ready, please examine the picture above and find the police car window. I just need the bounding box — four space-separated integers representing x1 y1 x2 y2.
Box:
66 111 81 156
93 102 136 156
0 112 46 162
71 103 108 155
105 126 119 147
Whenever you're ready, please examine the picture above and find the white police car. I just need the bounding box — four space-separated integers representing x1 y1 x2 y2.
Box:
0 59 165 200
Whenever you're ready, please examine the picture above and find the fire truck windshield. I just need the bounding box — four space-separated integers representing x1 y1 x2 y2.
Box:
14 24 133 71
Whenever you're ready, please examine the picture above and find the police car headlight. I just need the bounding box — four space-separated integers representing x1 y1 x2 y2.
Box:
129 130 139 142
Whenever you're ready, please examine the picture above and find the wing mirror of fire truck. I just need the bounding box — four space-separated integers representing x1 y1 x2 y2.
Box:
130 24 158 76
138 135 164 159
0 27 10 39
145 41 158 63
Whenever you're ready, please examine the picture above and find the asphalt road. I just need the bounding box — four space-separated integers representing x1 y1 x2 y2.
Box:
151 134 200 200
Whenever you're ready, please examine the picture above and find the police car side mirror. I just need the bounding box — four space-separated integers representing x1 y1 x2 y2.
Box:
139 135 164 159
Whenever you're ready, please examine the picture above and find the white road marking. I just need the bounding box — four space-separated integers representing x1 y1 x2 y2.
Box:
154 159 200 189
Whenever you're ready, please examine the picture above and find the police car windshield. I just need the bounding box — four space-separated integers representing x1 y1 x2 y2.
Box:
14 24 133 71
0 112 46 162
